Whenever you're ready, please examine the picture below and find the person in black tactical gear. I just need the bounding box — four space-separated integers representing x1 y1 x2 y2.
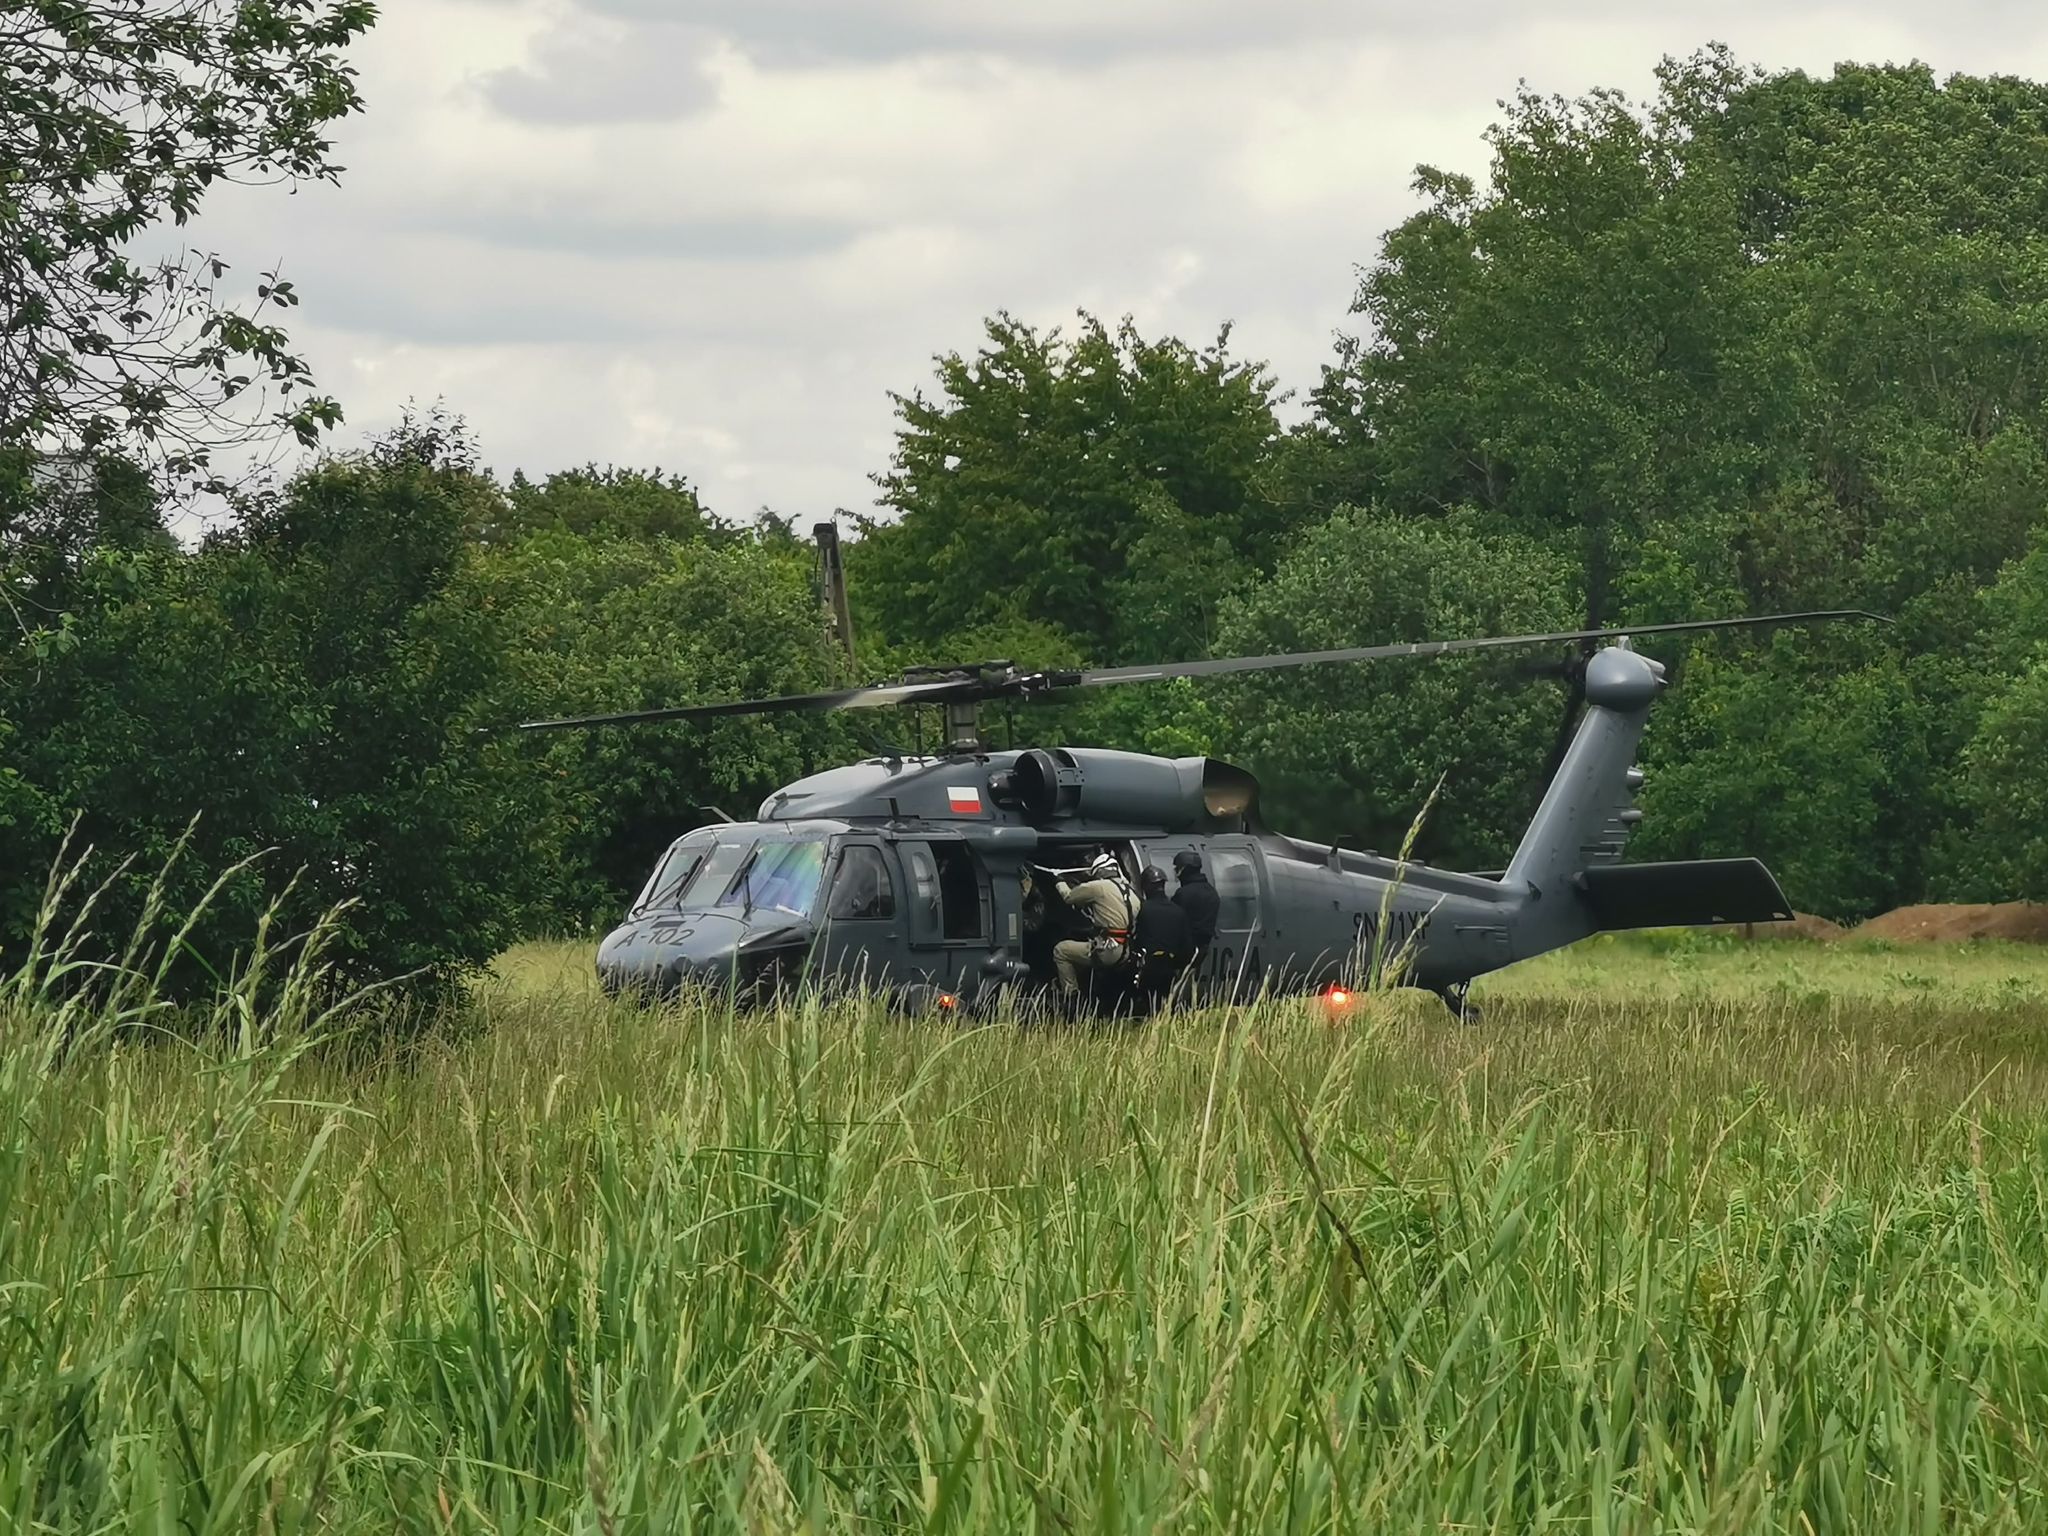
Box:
1171 849 1219 965
1129 865 1195 1013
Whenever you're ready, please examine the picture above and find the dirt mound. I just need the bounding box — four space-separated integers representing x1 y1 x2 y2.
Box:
1688 912 1844 940
1852 902 2048 943
1757 912 1849 942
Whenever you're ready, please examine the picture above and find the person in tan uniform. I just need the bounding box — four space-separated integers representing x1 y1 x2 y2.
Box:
1053 853 1136 994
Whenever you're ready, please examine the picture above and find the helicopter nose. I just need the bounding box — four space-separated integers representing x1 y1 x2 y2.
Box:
596 914 812 1003
599 944 745 1001
596 916 741 999
669 947 746 989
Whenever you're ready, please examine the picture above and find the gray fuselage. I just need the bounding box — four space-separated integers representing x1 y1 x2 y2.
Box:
595 646 1793 1007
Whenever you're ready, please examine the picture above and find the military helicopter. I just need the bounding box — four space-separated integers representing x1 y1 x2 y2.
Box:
516 589 1886 1016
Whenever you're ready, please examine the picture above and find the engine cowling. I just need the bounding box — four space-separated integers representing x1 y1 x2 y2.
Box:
999 748 1258 831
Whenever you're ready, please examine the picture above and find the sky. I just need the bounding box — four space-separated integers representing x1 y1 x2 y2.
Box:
181 0 2048 527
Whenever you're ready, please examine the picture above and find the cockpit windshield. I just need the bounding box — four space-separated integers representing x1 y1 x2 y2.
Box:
632 831 830 919
634 831 716 913
724 840 828 916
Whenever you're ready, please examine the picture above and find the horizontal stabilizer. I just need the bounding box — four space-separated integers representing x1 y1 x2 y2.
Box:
1575 858 1793 930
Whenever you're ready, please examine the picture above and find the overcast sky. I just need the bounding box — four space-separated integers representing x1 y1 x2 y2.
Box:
184 0 2048 525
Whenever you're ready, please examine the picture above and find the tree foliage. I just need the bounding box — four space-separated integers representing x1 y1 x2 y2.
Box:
490 465 720 547
1631 640 1947 918
476 525 856 924
1322 59 1772 633
0 428 882 990
1 449 549 998
0 0 374 477
1941 663 2048 902
855 312 1288 664
1299 51 2048 905
1208 508 1578 869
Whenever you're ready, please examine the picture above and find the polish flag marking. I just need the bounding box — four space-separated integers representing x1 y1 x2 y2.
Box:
947 785 982 814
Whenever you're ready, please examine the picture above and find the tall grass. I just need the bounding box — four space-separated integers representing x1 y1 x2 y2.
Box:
5 890 2048 1528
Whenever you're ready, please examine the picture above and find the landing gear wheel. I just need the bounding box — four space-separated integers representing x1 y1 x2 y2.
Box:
1436 983 1482 1024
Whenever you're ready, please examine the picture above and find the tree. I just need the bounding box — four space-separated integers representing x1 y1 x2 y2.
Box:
0 446 171 937
1322 57 1773 631
0 449 554 1000
1312 50 2048 906
1931 528 2048 901
0 0 375 479
0 444 169 623
1940 663 2048 902
1711 64 2048 649
1206 507 1578 869
856 312 1287 665
489 465 722 547
1342 51 2048 630
475 527 858 922
1630 637 1947 919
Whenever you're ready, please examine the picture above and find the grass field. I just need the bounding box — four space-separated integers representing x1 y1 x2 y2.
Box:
7 930 2048 1531
496 927 2048 1010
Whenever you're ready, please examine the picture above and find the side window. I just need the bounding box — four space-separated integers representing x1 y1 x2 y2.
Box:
1209 849 1260 931
828 845 896 920
933 844 988 941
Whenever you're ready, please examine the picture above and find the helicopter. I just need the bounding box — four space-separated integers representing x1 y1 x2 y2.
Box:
514 603 1887 1017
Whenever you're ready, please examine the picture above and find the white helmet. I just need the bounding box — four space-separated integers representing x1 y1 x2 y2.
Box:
1089 852 1123 881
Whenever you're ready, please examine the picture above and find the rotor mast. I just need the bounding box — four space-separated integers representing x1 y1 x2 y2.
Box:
900 661 1010 752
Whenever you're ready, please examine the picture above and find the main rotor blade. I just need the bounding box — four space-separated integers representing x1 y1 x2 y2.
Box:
512 676 978 733
503 608 1889 735
1074 609 1890 688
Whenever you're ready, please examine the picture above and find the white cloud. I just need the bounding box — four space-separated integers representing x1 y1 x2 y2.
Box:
168 0 2048 525
481 13 728 123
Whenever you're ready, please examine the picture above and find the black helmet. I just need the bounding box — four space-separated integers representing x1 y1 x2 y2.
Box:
1139 866 1167 895
1172 849 1203 876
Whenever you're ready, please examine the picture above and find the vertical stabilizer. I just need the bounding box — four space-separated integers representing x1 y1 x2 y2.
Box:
1504 645 1664 944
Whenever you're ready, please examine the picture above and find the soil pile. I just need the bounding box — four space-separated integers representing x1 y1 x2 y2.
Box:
1852 903 2048 943
1762 912 1849 941
1691 912 1844 940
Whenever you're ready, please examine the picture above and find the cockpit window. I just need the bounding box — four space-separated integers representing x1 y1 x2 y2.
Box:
718 838 828 916
675 840 754 912
633 833 831 919
827 844 896 920
633 830 717 913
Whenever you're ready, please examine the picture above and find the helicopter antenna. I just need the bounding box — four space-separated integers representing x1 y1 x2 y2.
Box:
813 519 858 674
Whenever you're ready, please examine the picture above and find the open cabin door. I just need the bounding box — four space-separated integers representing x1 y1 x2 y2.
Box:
896 838 992 953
